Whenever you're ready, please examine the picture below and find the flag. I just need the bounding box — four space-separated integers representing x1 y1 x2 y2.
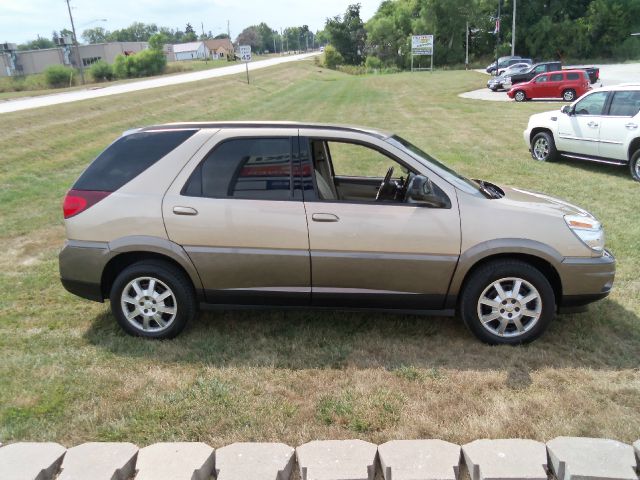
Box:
494 19 501 34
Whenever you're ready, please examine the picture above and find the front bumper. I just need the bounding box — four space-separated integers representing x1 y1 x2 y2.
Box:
558 249 615 310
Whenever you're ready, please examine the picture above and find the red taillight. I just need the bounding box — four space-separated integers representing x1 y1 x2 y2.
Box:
63 189 111 219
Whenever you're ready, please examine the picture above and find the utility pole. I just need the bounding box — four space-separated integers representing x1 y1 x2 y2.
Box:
511 0 516 56
465 21 469 70
494 0 501 76
65 0 85 85
305 32 309 52
273 35 276 54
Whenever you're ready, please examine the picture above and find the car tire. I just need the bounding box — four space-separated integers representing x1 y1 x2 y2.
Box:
562 89 576 102
630 149 640 182
530 131 558 162
459 259 556 345
109 260 197 339
514 90 526 102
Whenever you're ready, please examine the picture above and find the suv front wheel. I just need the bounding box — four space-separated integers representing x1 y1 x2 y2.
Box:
459 260 555 345
531 131 558 162
109 260 197 339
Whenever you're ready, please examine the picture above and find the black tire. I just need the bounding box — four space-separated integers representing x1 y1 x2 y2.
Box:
109 260 197 339
459 259 556 345
562 89 576 102
514 90 526 102
630 149 640 182
530 131 558 162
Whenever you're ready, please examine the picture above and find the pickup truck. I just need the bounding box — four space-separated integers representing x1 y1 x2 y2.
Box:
509 61 599 86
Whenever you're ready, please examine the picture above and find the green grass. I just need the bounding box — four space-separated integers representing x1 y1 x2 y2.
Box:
0 60 639 447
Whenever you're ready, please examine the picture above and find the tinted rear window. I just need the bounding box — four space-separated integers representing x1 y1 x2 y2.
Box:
73 130 196 191
550 73 563 81
567 72 581 80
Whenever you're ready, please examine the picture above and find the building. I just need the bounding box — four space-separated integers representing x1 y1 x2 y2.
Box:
172 41 209 61
0 41 148 77
204 39 234 60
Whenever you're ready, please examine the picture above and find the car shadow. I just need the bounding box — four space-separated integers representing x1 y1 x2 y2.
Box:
84 298 640 371
554 156 631 180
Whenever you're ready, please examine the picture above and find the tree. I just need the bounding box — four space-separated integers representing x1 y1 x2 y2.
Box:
184 23 197 42
148 33 168 52
236 26 261 51
18 36 55 51
214 33 230 39
325 3 366 64
82 27 108 44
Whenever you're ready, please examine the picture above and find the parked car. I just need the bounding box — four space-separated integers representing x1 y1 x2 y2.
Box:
486 55 521 74
60 122 615 344
525 84 640 180
487 63 532 91
508 70 590 102
497 59 532 76
509 61 600 86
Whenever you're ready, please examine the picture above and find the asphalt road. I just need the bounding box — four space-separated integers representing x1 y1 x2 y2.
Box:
0 52 319 114
460 62 640 102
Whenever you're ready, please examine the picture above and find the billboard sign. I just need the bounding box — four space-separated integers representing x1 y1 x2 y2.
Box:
411 35 434 56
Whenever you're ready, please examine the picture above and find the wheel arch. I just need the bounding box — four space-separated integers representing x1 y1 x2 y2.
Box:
628 137 640 161
529 127 554 144
446 240 564 311
102 236 204 300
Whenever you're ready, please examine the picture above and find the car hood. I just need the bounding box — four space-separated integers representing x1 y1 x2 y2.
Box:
499 185 594 218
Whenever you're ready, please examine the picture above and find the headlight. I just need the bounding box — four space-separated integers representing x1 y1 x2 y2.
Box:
564 214 605 252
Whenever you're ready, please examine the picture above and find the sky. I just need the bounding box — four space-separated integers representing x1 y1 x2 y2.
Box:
0 0 381 44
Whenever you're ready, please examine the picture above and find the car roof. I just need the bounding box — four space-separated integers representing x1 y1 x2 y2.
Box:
137 121 392 139
586 83 640 94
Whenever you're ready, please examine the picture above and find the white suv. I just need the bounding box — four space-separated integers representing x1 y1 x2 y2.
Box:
524 84 640 181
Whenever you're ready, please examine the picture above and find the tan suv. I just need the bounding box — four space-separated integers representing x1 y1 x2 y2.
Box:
59 122 615 344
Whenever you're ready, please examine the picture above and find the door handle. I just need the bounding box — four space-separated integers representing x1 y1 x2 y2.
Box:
625 123 638 130
312 213 339 222
587 121 599 128
173 206 198 216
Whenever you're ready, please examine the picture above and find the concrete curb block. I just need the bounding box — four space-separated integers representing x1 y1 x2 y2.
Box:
296 439 378 480
135 442 215 480
57 442 138 480
462 439 548 480
547 436 638 480
378 439 461 480
215 442 295 480
0 442 66 480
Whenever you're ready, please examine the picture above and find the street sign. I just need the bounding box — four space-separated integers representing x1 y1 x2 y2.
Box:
239 45 252 62
411 35 434 56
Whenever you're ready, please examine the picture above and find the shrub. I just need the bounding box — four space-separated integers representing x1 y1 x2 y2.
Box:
89 61 114 82
323 45 344 70
113 49 167 79
44 65 74 88
364 56 382 70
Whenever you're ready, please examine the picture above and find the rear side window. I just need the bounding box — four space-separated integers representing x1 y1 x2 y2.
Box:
74 130 196 191
608 91 640 116
566 72 580 80
550 73 563 81
183 138 292 200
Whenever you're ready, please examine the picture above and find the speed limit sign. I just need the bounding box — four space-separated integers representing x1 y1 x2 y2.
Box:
239 45 252 62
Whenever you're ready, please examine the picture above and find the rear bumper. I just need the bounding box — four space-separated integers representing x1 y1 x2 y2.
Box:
558 249 615 309
59 240 109 302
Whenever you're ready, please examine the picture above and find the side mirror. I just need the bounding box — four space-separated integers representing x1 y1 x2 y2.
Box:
561 105 573 115
406 175 448 208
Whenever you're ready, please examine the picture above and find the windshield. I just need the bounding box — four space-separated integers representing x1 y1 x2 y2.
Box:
386 135 484 196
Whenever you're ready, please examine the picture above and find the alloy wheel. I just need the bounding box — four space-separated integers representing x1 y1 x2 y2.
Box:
533 137 550 160
476 277 542 338
515 91 525 102
120 276 177 333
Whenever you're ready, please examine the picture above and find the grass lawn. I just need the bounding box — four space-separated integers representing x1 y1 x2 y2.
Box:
0 60 638 448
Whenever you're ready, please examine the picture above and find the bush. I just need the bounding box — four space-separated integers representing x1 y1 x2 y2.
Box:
323 45 344 70
44 65 74 88
113 49 167 79
89 61 114 82
364 56 382 70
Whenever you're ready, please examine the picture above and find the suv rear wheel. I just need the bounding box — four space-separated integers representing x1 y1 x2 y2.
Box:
531 131 558 162
109 260 196 339
630 149 640 182
562 89 576 102
459 259 555 345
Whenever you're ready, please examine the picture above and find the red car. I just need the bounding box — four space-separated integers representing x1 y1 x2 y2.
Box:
508 70 590 102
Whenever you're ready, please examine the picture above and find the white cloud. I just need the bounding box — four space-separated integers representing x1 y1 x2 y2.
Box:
0 0 381 44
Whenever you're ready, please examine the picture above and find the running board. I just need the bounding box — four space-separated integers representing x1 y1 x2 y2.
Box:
560 153 627 166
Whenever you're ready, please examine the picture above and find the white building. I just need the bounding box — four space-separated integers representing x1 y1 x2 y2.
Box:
172 41 209 61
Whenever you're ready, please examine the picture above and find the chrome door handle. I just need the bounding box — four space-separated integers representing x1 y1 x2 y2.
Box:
173 206 198 216
587 121 599 128
625 123 638 129
312 213 339 222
